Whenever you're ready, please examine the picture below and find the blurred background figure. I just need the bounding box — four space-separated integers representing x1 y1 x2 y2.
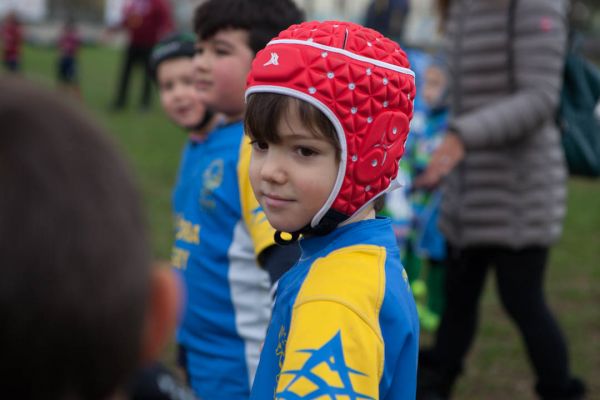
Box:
371 0 450 334
403 54 450 333
1 10 23 72
108 0 173 112
415 0 586 399
56 15 81 97
363 0 409 44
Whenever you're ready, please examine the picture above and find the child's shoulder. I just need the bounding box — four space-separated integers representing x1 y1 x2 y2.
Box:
292 222 397 306
297 242 387 313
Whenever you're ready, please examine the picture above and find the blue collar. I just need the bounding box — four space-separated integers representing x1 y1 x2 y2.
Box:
299 217 395 260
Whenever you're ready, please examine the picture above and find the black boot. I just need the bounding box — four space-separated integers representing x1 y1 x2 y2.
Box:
417 365 449 400
535 377 586 400
417 349 460 400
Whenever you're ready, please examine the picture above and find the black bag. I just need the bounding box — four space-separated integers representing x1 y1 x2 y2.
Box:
508 0 600 177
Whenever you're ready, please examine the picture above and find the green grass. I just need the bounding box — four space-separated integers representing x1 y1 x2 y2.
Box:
9 45 600 399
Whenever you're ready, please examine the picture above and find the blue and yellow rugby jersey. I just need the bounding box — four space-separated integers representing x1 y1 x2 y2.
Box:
250 218 420 399
172 120 275 399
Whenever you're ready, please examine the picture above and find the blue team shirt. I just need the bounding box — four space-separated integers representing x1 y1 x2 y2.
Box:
251 218 420 399
172 121 275 399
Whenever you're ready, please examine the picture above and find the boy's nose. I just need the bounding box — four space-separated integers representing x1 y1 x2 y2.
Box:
172 84 185 98
192 53 210 72
260 152 286 184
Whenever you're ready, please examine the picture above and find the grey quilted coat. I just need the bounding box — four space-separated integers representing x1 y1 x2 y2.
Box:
439 0 569 248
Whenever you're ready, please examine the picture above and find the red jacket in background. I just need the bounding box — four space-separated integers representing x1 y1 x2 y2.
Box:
59 28 81 58
1 18 23 62
122 0 173 48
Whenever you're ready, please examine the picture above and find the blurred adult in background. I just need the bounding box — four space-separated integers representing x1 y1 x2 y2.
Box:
415 0 586 399
363 0 409 44
109 0 173 111
1 11 23 72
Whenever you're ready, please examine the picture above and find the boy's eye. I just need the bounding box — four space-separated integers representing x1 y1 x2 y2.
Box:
297 147 317 157
160 81 173 91
250 140 269 151
215 48 231 56
194 46 204 55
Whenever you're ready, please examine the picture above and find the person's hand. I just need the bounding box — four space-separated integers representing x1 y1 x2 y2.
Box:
413 132 465 189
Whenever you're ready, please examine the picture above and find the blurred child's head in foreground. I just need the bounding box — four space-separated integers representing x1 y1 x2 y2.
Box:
151 32 209 131
245 20 416 241
192 0 304 121
0 78 179 399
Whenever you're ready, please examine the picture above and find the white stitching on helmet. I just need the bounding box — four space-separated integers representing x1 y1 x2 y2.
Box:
268 39 415 78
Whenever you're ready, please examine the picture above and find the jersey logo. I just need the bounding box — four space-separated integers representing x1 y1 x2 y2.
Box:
276 331 374 399
264 52 279 66
199 159 224 209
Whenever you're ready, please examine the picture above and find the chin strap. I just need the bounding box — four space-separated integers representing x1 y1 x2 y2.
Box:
273 209 349 245
274 231 301 245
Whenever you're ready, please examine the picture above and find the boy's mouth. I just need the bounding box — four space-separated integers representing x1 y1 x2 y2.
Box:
262 193 294 208
195 80 212 91
176 105 191 114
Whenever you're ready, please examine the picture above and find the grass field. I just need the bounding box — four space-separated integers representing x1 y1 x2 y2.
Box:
9 44 599 399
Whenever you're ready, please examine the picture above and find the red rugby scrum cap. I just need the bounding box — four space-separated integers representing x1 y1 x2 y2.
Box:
246 20 415 233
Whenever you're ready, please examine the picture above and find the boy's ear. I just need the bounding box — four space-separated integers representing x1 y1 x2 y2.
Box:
139 266 181 365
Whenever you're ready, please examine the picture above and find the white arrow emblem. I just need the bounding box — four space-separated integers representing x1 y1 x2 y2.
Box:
263 52 279 66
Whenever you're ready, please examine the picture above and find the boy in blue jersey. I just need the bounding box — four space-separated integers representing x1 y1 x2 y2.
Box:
170 1 304 399
402 56 450 332
244 20 420 399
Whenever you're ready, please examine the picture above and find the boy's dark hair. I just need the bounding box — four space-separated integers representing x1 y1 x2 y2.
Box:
193 0 305 54
0 78 150 399
373 196 385 212
245 93 340 158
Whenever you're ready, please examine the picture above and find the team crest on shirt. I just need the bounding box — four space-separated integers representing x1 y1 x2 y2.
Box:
276 331 374 399
199 159 224 209
276 326 288 368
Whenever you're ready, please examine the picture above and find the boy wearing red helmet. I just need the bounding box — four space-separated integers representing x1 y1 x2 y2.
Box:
171 1 304 399
245 20 419 399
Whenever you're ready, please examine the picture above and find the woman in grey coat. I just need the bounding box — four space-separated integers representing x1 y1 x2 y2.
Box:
415 0 586 398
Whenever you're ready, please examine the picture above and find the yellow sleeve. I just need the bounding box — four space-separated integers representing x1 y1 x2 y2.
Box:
275 245 387 398
238 136 276 259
